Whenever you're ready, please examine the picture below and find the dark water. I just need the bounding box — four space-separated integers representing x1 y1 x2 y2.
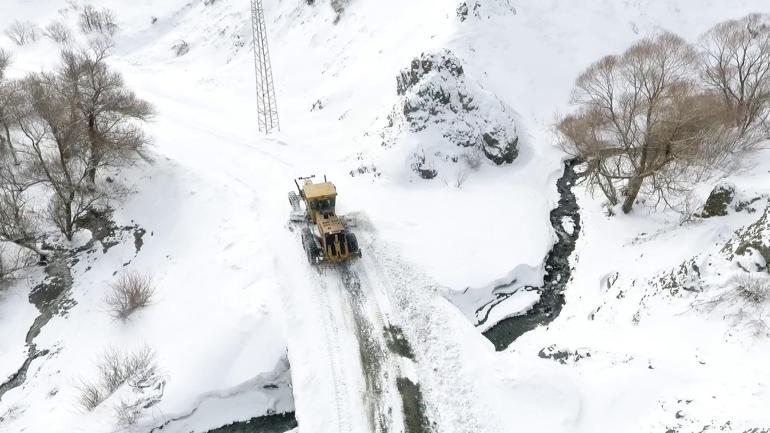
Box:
483 159 583 351
204 413 298 433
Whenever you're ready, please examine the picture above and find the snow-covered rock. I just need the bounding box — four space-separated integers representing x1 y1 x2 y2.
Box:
381 49 519 179
456 0 516 22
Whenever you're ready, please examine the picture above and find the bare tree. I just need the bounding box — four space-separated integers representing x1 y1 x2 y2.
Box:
558 32 725 213
59 45 153 185
0 165 45 256
12 73 109 240
700 14 770 139
4 21 40 46
44 21 73 44
79 6 118 36
0 49 9 78
0 243 36 281
0 49 20 164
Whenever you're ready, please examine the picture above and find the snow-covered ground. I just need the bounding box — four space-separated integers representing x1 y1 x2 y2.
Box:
1 0 770 432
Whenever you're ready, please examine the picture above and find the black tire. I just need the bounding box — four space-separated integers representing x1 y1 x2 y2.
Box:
288 191 300 210
346 232 359 256
302 228 319 264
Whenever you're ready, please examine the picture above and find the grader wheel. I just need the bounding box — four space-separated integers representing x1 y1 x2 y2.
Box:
301 228 320 265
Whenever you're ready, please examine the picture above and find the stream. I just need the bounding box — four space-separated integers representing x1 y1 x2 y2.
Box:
483 158 583 351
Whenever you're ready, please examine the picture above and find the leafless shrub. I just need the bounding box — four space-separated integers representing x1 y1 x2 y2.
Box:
735 274 770 305
44 21 72 44
105 272 155 319
76 345 158 412
98 347 126 393
694 274 770 336
172 40 189 57
76 380 105 411
453 169 468 188
79 5 118 36
114 399 142 427
122 345 158 389
4 21 40 46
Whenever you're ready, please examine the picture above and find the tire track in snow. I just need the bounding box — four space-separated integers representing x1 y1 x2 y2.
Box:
338 266 400 433
315 273 354 433
359 233 500 433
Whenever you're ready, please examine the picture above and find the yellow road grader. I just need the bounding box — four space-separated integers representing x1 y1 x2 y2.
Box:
289 176 361 265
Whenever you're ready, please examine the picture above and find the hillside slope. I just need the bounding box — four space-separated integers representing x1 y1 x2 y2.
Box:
1 1 769 433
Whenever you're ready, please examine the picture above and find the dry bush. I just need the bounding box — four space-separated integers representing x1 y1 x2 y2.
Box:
76 380 104 411
76 345 158 412
105 272 155 319
98 347 126 393
44 21 72 44
122 345 158 389
172 40 189 57
4 21 40 46
114 399 142 427
79 5 118 36
453 169 468 188
735 274 770 305
695 274 770 336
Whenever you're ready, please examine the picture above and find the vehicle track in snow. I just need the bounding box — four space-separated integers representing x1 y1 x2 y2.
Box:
359 231 499 433
285 220 411 433
310 270 356 433
338 265 397 433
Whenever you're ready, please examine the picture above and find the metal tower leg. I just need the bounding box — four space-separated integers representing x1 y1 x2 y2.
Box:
250 0 280 134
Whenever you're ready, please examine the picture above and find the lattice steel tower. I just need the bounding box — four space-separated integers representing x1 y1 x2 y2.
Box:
250 0 280 133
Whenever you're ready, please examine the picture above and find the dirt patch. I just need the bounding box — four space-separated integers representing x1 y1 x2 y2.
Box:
396 377 432 433
384 325 415 360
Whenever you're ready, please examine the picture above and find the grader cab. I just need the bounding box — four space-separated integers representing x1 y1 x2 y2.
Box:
289 176 360 265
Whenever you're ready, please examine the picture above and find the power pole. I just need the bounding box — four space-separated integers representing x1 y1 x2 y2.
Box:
250 0 280 134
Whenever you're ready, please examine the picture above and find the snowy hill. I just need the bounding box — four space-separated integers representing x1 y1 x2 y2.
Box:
1 0 770 433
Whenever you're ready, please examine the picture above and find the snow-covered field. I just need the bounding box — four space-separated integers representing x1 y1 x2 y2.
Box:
1 0 770 432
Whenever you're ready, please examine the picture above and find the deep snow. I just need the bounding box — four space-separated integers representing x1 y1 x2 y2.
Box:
1 0 770 433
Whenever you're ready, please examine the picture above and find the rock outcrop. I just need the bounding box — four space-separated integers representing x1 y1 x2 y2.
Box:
381 50 519 179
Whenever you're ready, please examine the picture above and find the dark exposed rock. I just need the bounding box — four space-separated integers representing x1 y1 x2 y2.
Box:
482 130 519 165
397 54 464 96
699 184 735 218
538 344 592 364
732 204 770 271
